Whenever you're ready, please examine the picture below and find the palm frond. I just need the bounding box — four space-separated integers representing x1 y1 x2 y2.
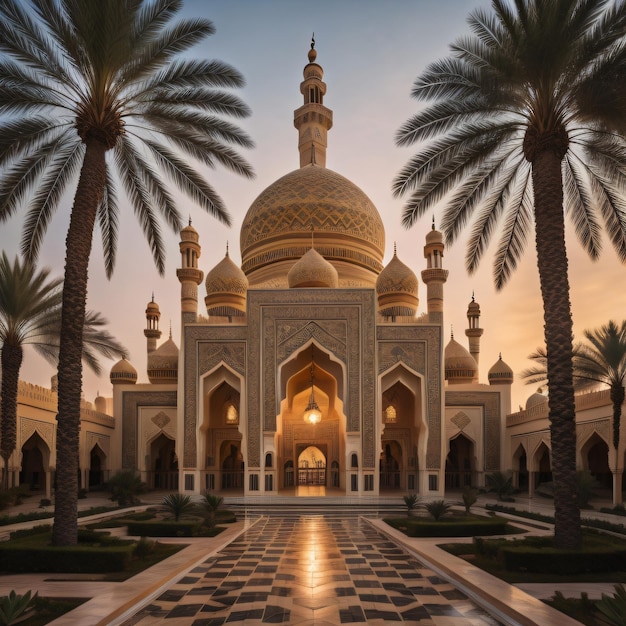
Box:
563 155 602 259
492 175 533 290
145 139 231 226
141 59 247 93
98 169 120 279
589 170 626 262
146 88 252 119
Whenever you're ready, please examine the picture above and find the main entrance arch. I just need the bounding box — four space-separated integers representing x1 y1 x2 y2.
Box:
275 342 346 495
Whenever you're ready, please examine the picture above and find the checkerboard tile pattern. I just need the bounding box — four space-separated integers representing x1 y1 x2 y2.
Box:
122 516 502 625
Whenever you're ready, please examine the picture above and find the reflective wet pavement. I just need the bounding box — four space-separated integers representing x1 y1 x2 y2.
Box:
121 516 502 625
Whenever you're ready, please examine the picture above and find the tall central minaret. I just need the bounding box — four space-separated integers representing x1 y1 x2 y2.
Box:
293 35 333 168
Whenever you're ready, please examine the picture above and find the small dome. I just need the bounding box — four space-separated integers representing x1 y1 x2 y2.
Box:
488 355 513 385
288 247 339 288
467 298 480 314
425 225 443 245
376 248 418 317
147 337 178 384
205 251 248 318
94 394 107 413
444 337 478 384
146 298 160 314
526 388 548 410
180 222 199 243
110 358 138 385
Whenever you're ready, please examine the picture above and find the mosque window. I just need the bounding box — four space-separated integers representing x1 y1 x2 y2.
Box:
265 453 273 468
226 404 239 425
384 405 397 423
351 453 358 468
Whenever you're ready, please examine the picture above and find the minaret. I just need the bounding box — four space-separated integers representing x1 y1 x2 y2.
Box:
465 293 483 379
293 34 333 168
176 219 204 325
421 219 448 325
144 294 162 354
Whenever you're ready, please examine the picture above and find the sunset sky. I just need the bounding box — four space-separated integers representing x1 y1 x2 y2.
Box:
2 0 625 412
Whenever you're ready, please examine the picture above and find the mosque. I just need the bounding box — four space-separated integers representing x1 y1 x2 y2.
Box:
6 44 621 504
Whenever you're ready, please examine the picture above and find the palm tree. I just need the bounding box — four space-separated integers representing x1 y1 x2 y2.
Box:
0 1 253 545
394 0 626 549
523 320 626 450
0 253 126 490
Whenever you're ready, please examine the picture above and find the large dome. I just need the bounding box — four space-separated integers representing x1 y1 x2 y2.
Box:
240 164 385 287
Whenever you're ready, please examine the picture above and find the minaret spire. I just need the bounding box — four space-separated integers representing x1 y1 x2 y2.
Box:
294 36 333 168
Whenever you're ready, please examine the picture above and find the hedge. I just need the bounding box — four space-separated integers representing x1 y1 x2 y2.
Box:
127 520 202 537
385 516 509 537
0 542 133 573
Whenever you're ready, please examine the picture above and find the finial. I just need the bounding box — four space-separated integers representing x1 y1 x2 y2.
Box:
472 290 475 302
431 216 436 230
151 292 155 303
169 321 172 340
188 215 192 226
226 241 229 257
308 33 317 62
450 325 454 339
393 241 397 256
499 352 502 360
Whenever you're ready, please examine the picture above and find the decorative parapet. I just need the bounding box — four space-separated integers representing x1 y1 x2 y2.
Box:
507 388 616 427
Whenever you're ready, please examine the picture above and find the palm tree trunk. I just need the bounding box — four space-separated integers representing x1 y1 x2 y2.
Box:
51 140 106 546
611 385 625 450
532 146 581 550
1 343 22 491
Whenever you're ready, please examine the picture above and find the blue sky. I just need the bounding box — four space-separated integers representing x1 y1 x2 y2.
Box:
2 0 625 411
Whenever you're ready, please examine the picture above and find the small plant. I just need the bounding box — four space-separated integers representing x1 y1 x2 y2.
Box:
161 493 194 521
485 471 514 501
462 487 478 514
198 491 223 528
425 499 452 521
596 584 626 626
0 590 38 626
39 498 52 508
133 536 155 560
403 494 420 516
107 470 148 506
576 470 596 508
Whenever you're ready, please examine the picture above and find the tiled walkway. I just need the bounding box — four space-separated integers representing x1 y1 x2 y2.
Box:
121 515 502 625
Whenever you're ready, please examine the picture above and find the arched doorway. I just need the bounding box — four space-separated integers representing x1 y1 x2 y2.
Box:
89 444 106 488
151 433 178 490
276 343 345 495
379 441 401 489
512 444 528 491
220 441 244 490
297 445 326 485
445 434 474 489
583 433 610 488
20 432 48 491
534 443 552 487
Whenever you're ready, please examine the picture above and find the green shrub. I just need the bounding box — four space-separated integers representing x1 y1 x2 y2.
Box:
462 487 478 514
403 494 420 515
596 584 626 626
107 470 147 506
161 493 195 521
425 499 452 521
0 589 38 626
485 471 514 500
198 492 224 528
133 537 155 561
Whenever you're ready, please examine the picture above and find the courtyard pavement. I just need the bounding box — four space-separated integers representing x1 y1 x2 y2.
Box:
0 492 622 625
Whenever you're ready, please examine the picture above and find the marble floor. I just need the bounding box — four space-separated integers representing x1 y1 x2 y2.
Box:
120 515 502 626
